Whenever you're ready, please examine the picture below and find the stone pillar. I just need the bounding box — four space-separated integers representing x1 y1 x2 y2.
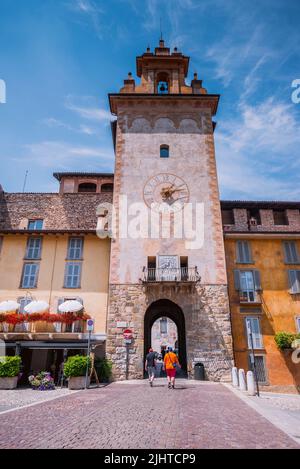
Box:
247 371 256 396
232 367 239 387
239 369 247 391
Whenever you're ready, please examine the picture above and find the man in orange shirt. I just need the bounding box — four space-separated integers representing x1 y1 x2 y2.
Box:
163 347 181 389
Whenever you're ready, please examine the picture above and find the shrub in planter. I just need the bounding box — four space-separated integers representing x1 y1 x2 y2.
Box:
64 355 91 389
274 332 296 350
0 356 22 389
28 372 55 391
94 358 113 383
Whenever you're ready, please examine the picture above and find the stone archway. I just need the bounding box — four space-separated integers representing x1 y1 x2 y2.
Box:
144 299 187 375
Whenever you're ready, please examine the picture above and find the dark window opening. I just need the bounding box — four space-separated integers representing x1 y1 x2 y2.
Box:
160 145 169 158
147 257 156 281
101 183 114 193
78 183 97 193
273 210 289 225
156 72 170 95
222 209 234 225
247 209 261 226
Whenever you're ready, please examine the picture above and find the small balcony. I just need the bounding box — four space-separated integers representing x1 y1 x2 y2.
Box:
239 290 261 304
141 267 201 284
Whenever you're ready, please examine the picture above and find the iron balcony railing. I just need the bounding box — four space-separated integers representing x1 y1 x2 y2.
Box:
239 290 261 304
142 267 200 283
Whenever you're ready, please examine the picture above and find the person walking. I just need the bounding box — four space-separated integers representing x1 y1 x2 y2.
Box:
145 348 157 387
163 346 181 389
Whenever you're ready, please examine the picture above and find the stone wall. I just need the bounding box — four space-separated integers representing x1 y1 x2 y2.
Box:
106 283 233 382
223 207 300 233
0 193 113 230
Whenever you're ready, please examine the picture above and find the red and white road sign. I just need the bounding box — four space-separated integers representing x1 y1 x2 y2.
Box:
123 328 133 340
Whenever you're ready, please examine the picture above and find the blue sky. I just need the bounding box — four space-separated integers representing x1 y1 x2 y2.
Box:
0 0 299 199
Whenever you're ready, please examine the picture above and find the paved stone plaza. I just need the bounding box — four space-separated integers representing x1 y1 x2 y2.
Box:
0 380 299 449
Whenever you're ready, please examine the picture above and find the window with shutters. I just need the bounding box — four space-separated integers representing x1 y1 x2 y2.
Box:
248 355 267 383
283 241 299 264
25 237 42 259
67 238 83 260
21 263 39 288
288 270 300 294
236 241 253 264
245 317 264 349
64 262 82 288
234 270 261 303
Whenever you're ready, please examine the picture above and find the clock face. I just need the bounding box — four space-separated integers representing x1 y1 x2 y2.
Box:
143 173 189 212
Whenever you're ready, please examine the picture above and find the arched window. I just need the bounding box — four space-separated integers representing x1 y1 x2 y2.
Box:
156 72 170 95
101 183 114 193
160 145 169 158
78 183 97 193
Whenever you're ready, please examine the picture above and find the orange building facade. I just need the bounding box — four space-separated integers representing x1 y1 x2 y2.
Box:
222 201 300 392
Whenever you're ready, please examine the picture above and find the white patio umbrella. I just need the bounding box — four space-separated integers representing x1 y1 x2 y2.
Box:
24 301 50 314
0 300 20 313
58 300 83 313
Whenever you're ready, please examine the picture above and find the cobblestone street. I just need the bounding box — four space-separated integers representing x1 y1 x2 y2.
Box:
0 380 299 449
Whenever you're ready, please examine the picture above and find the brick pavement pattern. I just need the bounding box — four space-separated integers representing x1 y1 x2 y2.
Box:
0 381 298 449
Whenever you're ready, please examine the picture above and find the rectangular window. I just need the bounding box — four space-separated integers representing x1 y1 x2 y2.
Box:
221 209 234 225
296 317 300 333
18 297 32 313
245 317 263 349
160 318 168 334
283 241 299 264
273 210 288 226
64 262 82 288
236 240 253 264
21 263 39 288
235 270 261 302
67 238 83 260
28 219 43 230
25 237 42 259
248 355 267 383
0 236 3 255
288 270 300 294
247 209 261 225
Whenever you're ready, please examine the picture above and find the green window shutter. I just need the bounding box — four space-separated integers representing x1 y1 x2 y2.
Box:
234 270 241 290
253 270 262 291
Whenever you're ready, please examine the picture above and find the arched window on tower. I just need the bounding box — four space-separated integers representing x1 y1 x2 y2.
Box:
160 145 169 158
156 72 170 94
78 183 97 193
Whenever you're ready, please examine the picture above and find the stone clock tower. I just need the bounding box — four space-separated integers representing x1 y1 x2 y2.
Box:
106 40 233 380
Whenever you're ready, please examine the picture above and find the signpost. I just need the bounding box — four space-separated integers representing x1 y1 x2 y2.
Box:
123 329 133 380
85 319 94 389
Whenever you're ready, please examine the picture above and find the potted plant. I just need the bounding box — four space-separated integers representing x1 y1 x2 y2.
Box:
94 358 113 383
0 356 22 389
28 372 55 390
64 355 91 389
274 332 300 353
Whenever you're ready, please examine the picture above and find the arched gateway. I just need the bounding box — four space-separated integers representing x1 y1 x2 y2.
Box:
144 299 187 375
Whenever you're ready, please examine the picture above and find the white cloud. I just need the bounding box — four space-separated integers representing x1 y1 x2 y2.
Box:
70 0 104 38
65 97 111 122
216 97 300 199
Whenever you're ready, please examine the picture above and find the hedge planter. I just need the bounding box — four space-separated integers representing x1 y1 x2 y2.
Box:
0 376 18 389
68 376 90 390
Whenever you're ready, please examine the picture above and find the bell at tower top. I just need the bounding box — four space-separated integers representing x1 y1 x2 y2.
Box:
117 39 207 96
